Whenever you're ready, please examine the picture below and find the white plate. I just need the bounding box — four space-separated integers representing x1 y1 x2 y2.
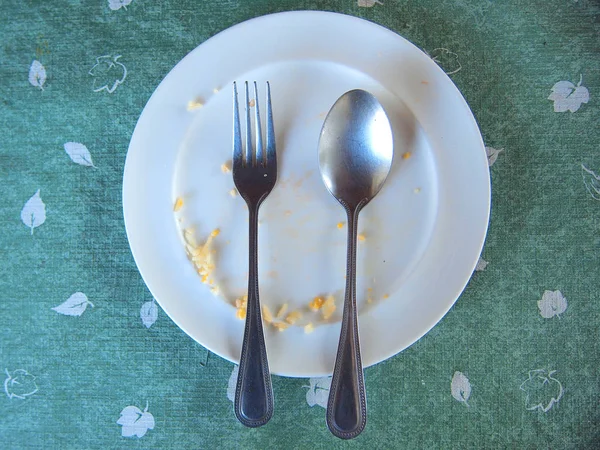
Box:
123 11 490 377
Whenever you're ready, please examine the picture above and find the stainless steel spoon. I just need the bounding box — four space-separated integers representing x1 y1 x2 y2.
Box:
318 89 393 439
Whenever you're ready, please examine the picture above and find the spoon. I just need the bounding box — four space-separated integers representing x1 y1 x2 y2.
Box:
318 89 393 439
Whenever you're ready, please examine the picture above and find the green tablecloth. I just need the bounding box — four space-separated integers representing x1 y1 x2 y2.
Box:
1 0 599 448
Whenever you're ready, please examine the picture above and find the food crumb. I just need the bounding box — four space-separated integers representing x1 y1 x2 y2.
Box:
337 222 345 229
248 98 256 107
402 152 412 160
229 188 238 197
285 311 302 325
184 228 220 292
221 160 232 173
187 98 204 111
236 308 246 320
284 210 292 217
421 80 429 85
383 294 390 299
304 323 314 334
414 187 421 194
276 303 288 319
262 305 273 323
235 295 248 309
322 295 336 320
213 87 220 94
358 233 366 242
272 322 289 332
309 296 325 311
173 197 184 212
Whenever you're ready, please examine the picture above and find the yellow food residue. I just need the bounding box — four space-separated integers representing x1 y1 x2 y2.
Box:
183 228 220 290
383 294 390 299
248 99 256 108
337 222 345 229
276 303 288 319
285 311 302 325
309 296 325 311
322 295 336 320
262 305 273 323
229 188 238 197
221 160 232 173
402 151 412 160
236 308 246 320
358 233 366 242
304 323 314 334
272 322 289 332
173 197 184 212
187 98 204 111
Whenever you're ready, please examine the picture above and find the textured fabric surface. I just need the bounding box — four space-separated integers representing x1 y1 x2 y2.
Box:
1 0 599 448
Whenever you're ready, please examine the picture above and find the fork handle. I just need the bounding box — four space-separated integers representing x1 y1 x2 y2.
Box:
326 205 367 439
234 204 273 427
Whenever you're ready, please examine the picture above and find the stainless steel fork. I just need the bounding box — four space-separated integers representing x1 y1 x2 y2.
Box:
232 81 276 427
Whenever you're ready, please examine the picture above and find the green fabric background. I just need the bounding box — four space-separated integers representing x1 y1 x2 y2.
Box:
1 0 599 448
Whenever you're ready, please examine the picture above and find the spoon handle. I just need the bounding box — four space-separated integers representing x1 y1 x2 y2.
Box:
327 206 367 440
234 205 273 427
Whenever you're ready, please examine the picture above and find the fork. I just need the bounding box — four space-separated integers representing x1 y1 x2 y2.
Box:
232 81 276 427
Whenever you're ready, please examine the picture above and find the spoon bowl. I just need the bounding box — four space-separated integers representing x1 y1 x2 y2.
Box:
319 90 393 209
318 89 394 439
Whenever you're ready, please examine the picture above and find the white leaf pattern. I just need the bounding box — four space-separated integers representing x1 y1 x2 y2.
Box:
475 257 488 271
537 290 567 319
520 369 563 412
89 55 127 94
357 0 383 6
28 60 46 90
4 369 38 399
548 75 589 112
64 142 96 167
581 164 600 201
451 371 471 406
109 0 133 11
486 147 503 167
304 377 332 408
140 301 158 328
117 402 155 438
21 189 46 234
52 292 94 316
429 48 462 75
227 365 239 402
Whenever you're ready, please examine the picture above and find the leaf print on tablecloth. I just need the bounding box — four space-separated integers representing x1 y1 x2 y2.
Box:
537 290 567 319
429 48 462 75
108 0 133 10
64 142 96 168
486 147 503 167
21 189 46 234
304 376 332 408
357 0 383 6
581 164 600 201
226 365 239 402
4 369 38 399
52 292 94 316
117 401 155 438
89 55 127 94
28 60 46 90
451 371 471 406
548 75 589 112
475 257 488 271
140 300 158 328
520 369 563 412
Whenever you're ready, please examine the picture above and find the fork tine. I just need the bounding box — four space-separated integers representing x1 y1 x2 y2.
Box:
265 82 275 167
233 82 243 167
254 82 264 167
245 81 253 167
